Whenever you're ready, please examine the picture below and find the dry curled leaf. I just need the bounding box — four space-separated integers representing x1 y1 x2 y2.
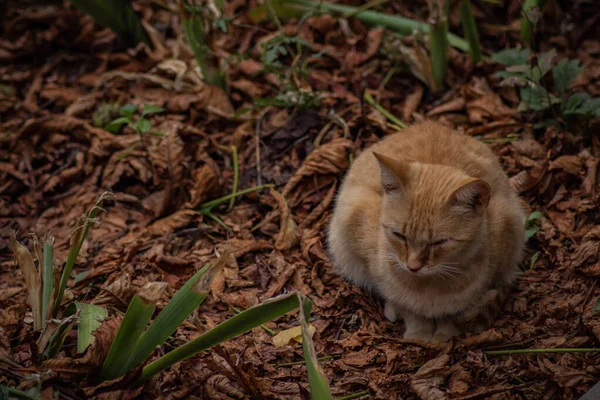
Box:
410 355 451 400
272 324 316 348
282 138 353 198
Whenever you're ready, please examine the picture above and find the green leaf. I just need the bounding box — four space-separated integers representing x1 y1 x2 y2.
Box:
77 303 108 353
299 293 333 400
120 104 138 119
552 59 582 96
68 0 150 46
182 11 227 89
525 226 540 241
518 85 560 112
459 0 482 63
137 118 152 134
562 93 600 118
141 104 165 117
136 292 309 384
491 48 530 66
536 49 556 78
529 251 540 270
526 211 543 223
593 298 600 313
99 285 162 382
103 117 130 133
125 250 228 372
42 237 55 323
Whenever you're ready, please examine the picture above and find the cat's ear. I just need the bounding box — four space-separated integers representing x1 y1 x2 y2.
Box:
448 179 491 214
373 152 408 194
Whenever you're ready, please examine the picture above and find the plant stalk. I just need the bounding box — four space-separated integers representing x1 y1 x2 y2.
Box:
459 0 482 63
484 348 600 356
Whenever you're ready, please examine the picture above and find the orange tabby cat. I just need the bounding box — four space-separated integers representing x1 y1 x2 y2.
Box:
328 121 525 342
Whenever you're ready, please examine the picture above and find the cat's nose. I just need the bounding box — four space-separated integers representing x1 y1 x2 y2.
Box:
407 253 423 272
407 264 422 272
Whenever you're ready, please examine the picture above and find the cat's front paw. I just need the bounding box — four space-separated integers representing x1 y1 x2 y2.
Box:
431 321 461 343
384 301 398 322
403 318 435 342
403 328 434 342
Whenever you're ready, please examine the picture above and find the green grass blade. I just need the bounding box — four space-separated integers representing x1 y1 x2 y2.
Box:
249 0 469 52
199 184 274 211
54 192 112 315
428 0 450 92
459 0 482 63
520 0 546 45
0 386 37 400
68 0 151 46
77 303 108 354
182 9 226 90
137 293 309 383
99 283 163 382
227 146 239 211
298 293 333 400
363 92 406 129
42 237 55 323
125 250 229 371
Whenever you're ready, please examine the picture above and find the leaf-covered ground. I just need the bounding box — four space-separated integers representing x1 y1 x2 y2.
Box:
1 0 600 399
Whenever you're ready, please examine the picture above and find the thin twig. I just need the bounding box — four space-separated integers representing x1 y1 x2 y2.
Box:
484 348 600 356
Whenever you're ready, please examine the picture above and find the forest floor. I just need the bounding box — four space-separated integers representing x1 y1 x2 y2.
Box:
1 0 600 399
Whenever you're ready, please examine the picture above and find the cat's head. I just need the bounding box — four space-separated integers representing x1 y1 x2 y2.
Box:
373 152 490 277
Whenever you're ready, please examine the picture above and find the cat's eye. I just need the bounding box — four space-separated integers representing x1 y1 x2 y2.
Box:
430 238 449 246
392 231 406 240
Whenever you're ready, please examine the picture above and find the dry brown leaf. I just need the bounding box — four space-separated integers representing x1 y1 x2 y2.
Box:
550 155 583 175
540 358 595 388
410 355 451 400
9 232 42 330
282 138 352 198
403 84 424 121
465 77 518 123
145 209 199 236
186 165 219 209
270 188 299 251
461 329 503 347
449 365 471 395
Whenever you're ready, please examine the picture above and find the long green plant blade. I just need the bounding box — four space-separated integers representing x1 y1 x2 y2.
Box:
298 293 332 400
54 192 112 315
137 293 311 383
459 0 482 63
182 8 226 89
99 283 164 382
42 237 55 323
68 0 151 46
249 0 469 52
520 0 546 45
428 0 450 92
77 303 108 353
125 249 229 371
